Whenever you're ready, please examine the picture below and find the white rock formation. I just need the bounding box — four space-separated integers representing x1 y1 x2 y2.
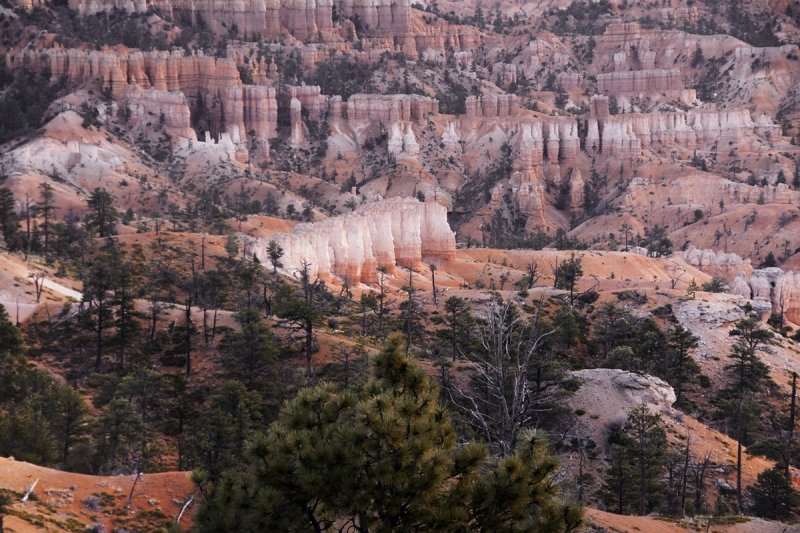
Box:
678 247 800 324
441 122 461 154
289 97 304 146
251 198 456 283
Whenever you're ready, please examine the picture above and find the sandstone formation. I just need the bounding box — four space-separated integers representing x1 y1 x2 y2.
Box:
464 95 518 119
63 0 476 59
597 68 684 96
679 247 800 324
251 198 456 283
13 47 281 144
345 94 438 124
289 96 304 146
587 109 780 160
513 119 581 169
441 122 461 155
124 86 196 139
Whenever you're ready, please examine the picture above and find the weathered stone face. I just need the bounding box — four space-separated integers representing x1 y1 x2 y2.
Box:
250 198 456 283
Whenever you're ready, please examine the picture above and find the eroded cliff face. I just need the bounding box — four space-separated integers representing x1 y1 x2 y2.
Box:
249 198 456 283
587 109 780 160
679 247 800 324
63 0 476 59
14 47 279 144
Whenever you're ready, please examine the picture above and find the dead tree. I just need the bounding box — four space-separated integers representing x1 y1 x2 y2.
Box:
449 296 557 456
30 271 46 302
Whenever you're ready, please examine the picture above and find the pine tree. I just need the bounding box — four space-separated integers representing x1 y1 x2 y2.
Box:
37 182 56 259
666 325 700 406
0 187 21 251
85 188 119 237
94 397 143 473
0 304 23 360
718 315 773 513
266 240 284 273
749 467 798 519
602 405 668 515
195 335 583 532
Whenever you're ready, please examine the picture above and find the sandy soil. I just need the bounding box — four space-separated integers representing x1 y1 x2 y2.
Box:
0 456 194 532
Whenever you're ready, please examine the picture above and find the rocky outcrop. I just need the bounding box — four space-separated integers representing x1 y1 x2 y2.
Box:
20 47 282 143
492 62 517 86
69 0 335 41
387 122 419 159
569 368 676 422
66 0 472 58
289 85 328 121
512 119 581 170
289 96 304 146
441 122 461 155
596 118 642 160
588 109 781 160
464 95 518 119
243 85 278 139
741 268 800 324
597 68 683 96
679 247 752 280
124 86 196 139
678 247 800 324
251 198 456 283
345 94 438 123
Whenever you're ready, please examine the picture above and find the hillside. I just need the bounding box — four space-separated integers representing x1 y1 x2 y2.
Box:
1 0 800 529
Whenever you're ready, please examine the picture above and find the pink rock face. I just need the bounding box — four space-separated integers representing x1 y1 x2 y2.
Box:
252 198 456 284
66 0 420 43
464 95 518 118
597 68 683 95
600 118 642 160
678 248 800 324
345 94 438 123
125 86 197 140
289 97 304 146
243 86 278 139
589 109 777 160
41 47 280 142
289 85 328 121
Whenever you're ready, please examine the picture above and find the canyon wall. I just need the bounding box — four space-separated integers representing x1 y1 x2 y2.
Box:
464 94 518 119
69 0 337 41
250 198 456 283
588 109 780 160
13 47 279 143
679 248 800 324
345 94 439 123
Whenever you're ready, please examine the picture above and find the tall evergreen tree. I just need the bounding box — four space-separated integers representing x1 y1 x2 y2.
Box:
195 335 582 532
602 405 668 515
85 188 119 237
717 315 773 513
666 325 700 406
0 188 20 251
749 467 798 519
37 182 56 258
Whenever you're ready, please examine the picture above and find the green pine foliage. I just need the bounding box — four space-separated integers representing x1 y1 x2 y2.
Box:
601 405 668 515
195 334 583 531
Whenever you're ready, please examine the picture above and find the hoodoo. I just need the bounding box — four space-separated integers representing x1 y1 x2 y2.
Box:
251 198 456 283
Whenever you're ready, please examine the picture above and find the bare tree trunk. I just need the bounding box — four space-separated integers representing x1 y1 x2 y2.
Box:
788 372 797 478
184 298 192 378
736 399 743 514
680 434 691 516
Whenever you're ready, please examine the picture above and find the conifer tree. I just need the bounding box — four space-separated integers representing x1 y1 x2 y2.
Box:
196 335 582 532
717 315 773 513
666 324 700 406
602 405 668 515
749 466 798 519
85 188 119 237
